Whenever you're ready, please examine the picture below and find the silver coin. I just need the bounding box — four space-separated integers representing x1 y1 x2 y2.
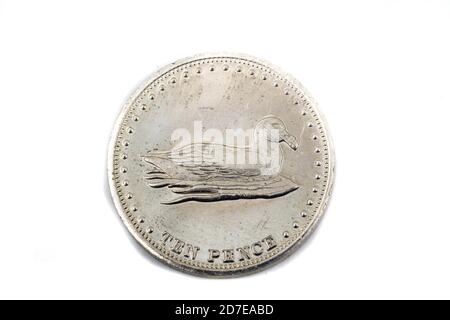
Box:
108 53 334 277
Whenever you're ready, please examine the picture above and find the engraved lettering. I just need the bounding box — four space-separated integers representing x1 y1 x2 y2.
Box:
236 246 252 261
222 249 235 263
205 235 276 263
161 231 174 245
160 231 199 260
171 239 185 255
262 235 277 251
183 244 200 261
251 241 264 256
208 249 220 263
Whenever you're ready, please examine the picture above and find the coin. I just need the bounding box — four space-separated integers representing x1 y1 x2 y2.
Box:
108 53 334 276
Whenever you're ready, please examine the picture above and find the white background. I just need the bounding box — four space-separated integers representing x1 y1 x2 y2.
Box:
0 0 449 299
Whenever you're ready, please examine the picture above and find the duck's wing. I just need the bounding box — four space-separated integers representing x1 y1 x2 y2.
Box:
176 143 264 180
144 143 261 180
143 143 299 204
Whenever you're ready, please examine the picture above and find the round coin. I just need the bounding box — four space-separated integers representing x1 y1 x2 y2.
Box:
108 53 334 276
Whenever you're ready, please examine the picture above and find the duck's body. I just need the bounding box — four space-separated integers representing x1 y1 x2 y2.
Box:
146 142 282 182
143 116 300 204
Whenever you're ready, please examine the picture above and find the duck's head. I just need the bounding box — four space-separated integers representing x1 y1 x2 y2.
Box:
254 116 299 150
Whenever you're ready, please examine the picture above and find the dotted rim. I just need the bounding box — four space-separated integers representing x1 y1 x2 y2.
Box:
108 54 334 274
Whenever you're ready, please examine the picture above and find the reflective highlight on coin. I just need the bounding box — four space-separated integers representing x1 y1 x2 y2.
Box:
108 53 334 276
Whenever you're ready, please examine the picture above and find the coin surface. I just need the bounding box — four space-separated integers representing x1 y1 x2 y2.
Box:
108 53 334 276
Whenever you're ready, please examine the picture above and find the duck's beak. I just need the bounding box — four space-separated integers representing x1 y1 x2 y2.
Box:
282 131 299 150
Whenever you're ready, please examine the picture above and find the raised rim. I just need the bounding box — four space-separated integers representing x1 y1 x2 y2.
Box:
107 53 335 277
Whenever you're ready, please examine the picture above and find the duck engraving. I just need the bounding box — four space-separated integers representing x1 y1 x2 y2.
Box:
143 116 300 204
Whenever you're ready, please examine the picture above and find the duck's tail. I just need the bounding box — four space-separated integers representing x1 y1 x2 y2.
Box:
142 154 175 188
